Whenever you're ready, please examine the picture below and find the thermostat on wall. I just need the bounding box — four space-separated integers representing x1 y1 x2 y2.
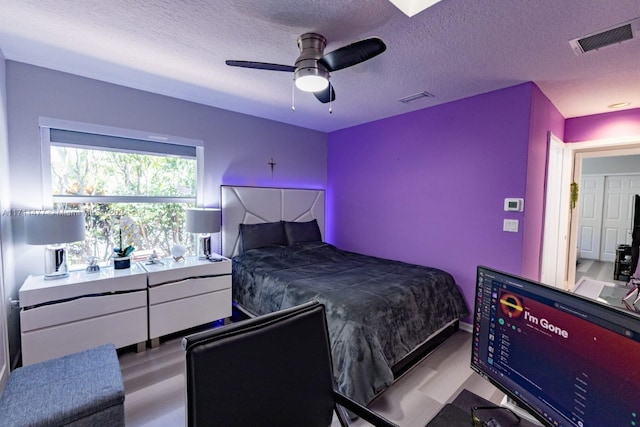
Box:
504 198 524 212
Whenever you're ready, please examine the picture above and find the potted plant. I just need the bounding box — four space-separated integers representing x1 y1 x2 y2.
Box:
113 216 138 269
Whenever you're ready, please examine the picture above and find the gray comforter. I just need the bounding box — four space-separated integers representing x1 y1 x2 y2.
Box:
232 242 469 405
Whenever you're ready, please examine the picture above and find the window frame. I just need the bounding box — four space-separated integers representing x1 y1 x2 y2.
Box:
39 117 204 208
39 118 205 265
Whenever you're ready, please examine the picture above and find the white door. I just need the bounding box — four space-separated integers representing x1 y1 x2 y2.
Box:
541 133 573 287
600 176 640 261
578 176 604 260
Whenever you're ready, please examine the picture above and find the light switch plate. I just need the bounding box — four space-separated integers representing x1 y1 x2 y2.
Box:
503 219 519 232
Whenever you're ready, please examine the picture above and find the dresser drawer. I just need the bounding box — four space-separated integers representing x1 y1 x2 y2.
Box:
148 276 230 304
21 290 147 331
145 258 231 286
21 304 147 366
149 288 231 339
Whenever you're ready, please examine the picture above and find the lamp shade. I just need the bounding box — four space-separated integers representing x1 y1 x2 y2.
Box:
185 208 221 234
24 211 85 245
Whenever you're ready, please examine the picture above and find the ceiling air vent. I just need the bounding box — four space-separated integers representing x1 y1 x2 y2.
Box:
398 91 435 104
570 18 640 55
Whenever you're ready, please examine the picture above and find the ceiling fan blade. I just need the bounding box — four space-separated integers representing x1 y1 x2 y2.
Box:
318 38 386 72
225 60 296 72
314 83 336 104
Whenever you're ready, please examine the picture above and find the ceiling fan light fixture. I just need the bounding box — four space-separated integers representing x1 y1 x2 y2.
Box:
226 31 386 104
295 68 329 92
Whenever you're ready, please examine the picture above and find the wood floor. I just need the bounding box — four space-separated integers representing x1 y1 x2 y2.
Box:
119 327 504 426
575 260 626 286
119 262 624 426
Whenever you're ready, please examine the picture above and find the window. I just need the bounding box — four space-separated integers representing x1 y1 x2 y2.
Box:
41 121 203 267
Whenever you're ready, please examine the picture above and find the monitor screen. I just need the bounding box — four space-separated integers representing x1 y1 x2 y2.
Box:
471 266 640 427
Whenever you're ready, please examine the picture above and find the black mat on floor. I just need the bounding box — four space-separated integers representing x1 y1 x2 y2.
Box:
426 389 540 427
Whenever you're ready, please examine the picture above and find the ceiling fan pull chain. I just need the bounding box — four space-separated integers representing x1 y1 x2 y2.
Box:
329 82 332 114
291 79 296 112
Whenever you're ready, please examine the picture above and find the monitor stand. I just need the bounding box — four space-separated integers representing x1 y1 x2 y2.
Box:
500 395 544 426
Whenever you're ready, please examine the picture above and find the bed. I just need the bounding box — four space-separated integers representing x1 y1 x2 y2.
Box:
221 185 469 406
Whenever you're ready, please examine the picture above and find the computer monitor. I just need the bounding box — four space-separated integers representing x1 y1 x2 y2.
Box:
471 266 640 427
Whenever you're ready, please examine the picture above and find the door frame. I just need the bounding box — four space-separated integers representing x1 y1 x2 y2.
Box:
542 135 640 289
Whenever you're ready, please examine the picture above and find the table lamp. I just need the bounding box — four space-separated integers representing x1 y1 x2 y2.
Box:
24 210 86 280
185 208 221 259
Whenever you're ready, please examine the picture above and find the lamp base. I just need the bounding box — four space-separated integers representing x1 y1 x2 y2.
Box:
44 245 69 280
196 234 212 259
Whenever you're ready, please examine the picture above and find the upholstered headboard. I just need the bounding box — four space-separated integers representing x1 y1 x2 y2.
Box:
221 186 325 258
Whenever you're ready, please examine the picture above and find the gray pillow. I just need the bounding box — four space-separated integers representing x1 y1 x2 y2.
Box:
284 220 322 245
239 221 287 252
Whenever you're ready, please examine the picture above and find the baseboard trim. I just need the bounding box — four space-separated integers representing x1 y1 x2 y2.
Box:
459 321 473 333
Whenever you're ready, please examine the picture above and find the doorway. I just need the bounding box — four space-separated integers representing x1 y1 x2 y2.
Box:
578 172 640 262
542 136 640 290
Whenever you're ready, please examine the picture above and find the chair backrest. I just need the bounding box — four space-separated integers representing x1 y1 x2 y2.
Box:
183 301 336 427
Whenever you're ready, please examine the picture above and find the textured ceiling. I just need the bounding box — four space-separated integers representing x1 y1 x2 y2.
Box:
0 0 638 132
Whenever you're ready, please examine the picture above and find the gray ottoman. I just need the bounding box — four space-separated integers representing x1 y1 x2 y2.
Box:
0 344 125 427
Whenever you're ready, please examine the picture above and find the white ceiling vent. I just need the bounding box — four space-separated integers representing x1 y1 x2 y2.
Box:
570 18 640 55
398 91 435 104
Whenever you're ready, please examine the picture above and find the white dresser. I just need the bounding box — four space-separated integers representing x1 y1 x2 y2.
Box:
143 255 232 347
19 264 148 365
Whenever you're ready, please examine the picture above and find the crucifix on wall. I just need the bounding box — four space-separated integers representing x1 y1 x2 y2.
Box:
268 158 276 177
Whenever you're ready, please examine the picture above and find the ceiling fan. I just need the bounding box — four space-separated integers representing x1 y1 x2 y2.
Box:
225 33 386 104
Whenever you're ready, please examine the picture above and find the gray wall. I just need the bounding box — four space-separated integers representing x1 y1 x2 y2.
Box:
1 49 16 387
5 61 327 363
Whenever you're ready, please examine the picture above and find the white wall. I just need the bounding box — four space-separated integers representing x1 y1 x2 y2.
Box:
5 61 327 363
0 51 15 388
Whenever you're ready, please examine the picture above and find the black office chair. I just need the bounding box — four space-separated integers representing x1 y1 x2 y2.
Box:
182 301 398 427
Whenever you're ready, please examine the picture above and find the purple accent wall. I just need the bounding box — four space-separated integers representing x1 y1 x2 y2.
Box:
327 83 564 313
521 85 565 279
564 108 640 142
